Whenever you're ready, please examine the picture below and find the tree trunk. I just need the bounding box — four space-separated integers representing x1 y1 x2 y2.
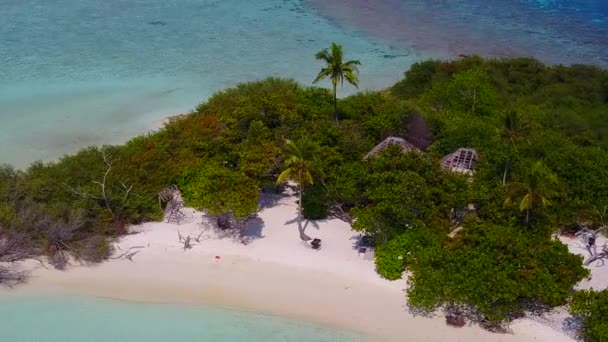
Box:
333 83 339 124
502 159 509 186
297 185 311 241
472 89 476 114
525 207 530 225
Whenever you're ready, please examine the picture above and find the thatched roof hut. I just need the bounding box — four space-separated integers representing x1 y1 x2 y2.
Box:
441 148 478 174
364 136 420 160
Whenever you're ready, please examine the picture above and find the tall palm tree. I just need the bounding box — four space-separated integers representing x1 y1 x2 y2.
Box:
313 42 361 124
499 111 525 185
276 137 317 241
505 160 558 225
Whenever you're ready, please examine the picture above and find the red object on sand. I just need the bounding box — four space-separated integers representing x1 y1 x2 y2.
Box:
215 256 221 260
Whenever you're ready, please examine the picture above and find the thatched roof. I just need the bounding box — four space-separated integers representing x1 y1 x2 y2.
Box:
441 148 478 174
364 136 420 160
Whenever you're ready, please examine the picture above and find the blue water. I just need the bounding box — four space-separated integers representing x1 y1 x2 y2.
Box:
311 0 608 66
1 0 607 167
0 0 414 167
0 296 372 341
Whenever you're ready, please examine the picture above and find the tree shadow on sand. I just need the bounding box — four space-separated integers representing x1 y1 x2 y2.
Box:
284 216 320 241
243 216 265 242
199 214 266 245
258 191 291 209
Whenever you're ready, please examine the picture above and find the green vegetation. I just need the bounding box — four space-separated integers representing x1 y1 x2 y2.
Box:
313 42 361 123
570 289 608 342
276 137 319 241
406 221 587 322
180 163 258 233
2 54 608 331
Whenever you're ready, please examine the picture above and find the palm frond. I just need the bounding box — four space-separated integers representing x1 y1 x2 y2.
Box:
519 194 531 212
313 68 332 84
330 43 343 62
305 171 314 186
277 168 293 184
315 49 331 63
344 72 359 88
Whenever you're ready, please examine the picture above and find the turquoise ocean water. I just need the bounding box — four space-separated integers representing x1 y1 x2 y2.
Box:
0 0 415 167
2 0 606 167
0 296 372 341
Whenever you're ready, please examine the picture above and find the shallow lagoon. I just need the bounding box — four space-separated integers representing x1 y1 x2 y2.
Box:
0 295 372 341
0 0 415 167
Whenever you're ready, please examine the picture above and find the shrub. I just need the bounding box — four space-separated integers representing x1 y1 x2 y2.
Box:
407 221 589 322
78 235 114 263
570 289 608 342
375 229 440 280
302 184 330 220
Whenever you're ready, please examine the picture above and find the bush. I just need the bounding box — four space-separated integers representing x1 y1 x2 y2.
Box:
78 235 114 263
407 221 589 322
375 229 440 280
302 184 330 220
570 289 608 342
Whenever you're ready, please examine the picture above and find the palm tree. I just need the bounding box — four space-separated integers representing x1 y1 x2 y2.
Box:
499 111 525 185
313 42 361 124
505 160 558 225
276 137 317 241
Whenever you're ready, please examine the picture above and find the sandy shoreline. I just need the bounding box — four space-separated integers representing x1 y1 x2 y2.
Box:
0 192 584 342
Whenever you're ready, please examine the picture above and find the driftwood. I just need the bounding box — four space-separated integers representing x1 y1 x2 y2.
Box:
0 233 36 263
111 248 142 262
65 148 134 220
576 227 608 266
331 204 352 223
576 208 608 266
0 265 27 287
161 186 193 225
177 231 193 250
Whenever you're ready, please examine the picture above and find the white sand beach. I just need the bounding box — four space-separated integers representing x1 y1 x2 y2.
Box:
2 190 596 342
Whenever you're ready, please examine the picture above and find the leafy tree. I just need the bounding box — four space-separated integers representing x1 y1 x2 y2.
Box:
446 69 498 116
498 110 526 185
277 137 318 241
352 148 467 243
374 228 441 280
407 220 589 323
313 42 361 124
302 183 330 220
505 160 559 225
570 289 608 342
180 164 259 233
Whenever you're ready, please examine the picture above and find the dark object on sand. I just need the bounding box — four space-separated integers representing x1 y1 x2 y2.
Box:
217 214 231 230
446 313 466 327
311 238 322 250
360 235 376 248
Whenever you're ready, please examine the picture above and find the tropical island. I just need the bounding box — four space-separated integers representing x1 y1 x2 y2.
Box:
1 44 608 341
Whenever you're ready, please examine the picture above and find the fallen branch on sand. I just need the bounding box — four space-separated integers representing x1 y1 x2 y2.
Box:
0 265 27 287
575 222 608 266
177 231 194 250
110 246 144 262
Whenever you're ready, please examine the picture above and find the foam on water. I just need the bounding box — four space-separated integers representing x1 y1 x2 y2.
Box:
0 0 416 167
0 295 372 341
